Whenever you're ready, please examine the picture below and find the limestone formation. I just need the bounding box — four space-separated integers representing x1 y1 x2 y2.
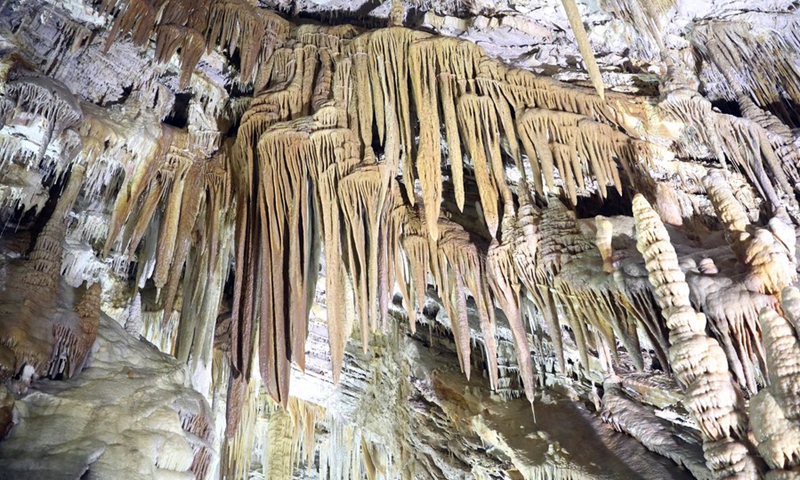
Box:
0 0 799 478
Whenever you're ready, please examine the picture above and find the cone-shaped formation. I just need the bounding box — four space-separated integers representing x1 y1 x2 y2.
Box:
560 0 605 100
704 170 797 295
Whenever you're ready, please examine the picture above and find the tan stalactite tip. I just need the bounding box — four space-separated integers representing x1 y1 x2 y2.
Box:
595 215 614 273
561 0 605 100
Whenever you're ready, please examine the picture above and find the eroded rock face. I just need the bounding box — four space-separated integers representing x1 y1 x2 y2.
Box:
0 0 799 478
0 315 212 479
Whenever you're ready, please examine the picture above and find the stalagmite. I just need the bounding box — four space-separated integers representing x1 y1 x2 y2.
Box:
751 290 800 477
125 292 143 336
0 165 98 381
596 215 615 273
633 193 762 478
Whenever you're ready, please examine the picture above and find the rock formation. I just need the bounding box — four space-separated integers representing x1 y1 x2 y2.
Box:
0 0 799 478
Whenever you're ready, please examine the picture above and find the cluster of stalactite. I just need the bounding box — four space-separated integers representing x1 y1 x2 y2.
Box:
207 20 667 431
100 0 293 87
3 0 800 477
102 126 234 371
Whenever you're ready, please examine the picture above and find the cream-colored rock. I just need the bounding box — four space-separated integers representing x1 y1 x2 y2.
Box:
0 316 212 479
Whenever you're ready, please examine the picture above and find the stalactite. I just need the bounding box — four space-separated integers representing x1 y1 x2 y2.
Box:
345 28 429 187
175 149 234 368
104 125 175 258
516 108 631 203
554 245 646 373
511 200 565 374
102 0 157 49
694 20 800 128
456 94 514 237
154 25 206 89
408 37 483 239
338 161 395 350
661 91 798 211
4 75 82 161
560 0 605 100
47 6 800 478
393 203 431 334
159 158 206 324
487 215 536 406
228 46 314 396
222 373 258 478
532 199 595 369
152 151 192 290
103 0 292 85
435 217 499 387
236 105 360 404
316 152 360 383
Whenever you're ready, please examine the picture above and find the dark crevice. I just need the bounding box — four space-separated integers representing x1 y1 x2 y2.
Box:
163 92 191 128
101 83 133 108
710 98 741 117
574 188 633 219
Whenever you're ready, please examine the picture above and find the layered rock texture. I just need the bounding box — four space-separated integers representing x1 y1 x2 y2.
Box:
0 0 799 478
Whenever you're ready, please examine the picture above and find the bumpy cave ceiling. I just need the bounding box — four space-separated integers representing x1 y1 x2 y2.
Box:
0 0 799 478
